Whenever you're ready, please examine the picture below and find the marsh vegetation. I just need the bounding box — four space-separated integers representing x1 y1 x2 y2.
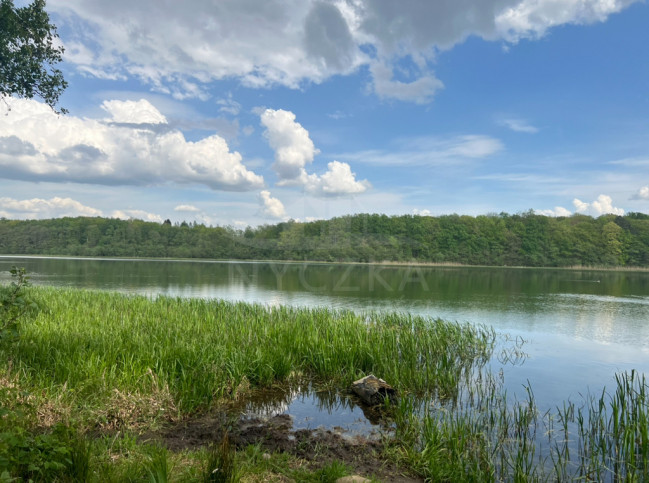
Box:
1 282 648 481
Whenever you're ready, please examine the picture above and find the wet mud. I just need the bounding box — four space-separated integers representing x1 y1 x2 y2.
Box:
142 386 422 482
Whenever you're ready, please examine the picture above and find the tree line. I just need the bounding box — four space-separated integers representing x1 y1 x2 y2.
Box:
1 211 649 267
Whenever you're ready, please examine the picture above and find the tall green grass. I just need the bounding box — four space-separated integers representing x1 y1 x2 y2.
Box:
3 287 495 420
393 369 649 481
553 370 649 481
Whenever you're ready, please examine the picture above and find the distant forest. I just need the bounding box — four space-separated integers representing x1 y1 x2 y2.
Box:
2 211 649 267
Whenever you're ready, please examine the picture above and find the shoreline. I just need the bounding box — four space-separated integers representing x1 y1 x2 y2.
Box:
2 253 649 272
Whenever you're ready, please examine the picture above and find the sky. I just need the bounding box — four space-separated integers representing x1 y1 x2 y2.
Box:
1 0 649 227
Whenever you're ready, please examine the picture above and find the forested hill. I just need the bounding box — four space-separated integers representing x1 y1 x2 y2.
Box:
1 212 649 267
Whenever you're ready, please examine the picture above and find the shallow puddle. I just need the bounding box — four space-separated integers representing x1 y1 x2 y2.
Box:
230 385 393 440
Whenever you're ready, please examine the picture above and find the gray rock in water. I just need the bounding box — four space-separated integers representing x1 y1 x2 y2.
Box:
351 374 397 406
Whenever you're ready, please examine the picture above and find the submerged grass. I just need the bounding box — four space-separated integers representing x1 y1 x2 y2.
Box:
391 369 649 482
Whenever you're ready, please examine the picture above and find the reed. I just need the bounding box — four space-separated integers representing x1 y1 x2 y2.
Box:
554 370 649 481
3 286 495 421
395 368 649 481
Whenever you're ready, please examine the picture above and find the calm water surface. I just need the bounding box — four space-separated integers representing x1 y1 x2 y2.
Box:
2 256 648 411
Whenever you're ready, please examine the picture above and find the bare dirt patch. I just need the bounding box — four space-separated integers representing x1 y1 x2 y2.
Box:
144 410 422 482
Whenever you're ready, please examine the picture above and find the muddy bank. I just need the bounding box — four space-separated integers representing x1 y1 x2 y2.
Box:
138 383 420 482
143 410 421 482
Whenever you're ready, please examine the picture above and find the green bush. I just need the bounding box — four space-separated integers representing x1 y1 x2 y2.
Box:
0 417 90 482
0 267 39 342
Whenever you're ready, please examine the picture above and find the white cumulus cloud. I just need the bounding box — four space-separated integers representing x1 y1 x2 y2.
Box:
260 108 320 181
303 161 371 197
631 186 649 200
537 195 625 217
413 208 432 216
573 194 625 216
111 209 163 223
496 0 636 41
260 109 370 197
259 190 287 219
535 206 572 217
101 99 167 124
0 98 264 191
46 0 639 104
0 196 102 219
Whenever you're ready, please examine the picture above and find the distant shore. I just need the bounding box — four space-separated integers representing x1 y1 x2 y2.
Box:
2 253 648 272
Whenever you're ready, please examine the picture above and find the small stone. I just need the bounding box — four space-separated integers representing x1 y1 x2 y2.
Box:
336 476 371 483
262 452 272 460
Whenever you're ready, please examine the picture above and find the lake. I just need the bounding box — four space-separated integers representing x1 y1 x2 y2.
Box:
1 255 648 411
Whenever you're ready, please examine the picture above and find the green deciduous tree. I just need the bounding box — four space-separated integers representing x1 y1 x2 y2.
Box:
0 0 67 113
1 213 648 267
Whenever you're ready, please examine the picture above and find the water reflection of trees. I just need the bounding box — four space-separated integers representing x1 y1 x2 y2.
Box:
7 257 647 302
230 383 391 430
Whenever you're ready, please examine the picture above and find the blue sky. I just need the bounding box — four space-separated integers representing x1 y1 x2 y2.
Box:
1 0 648 226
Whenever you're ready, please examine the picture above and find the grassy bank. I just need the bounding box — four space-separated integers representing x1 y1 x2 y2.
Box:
1 287 648 481
9 287 494 412
1 286 494 481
